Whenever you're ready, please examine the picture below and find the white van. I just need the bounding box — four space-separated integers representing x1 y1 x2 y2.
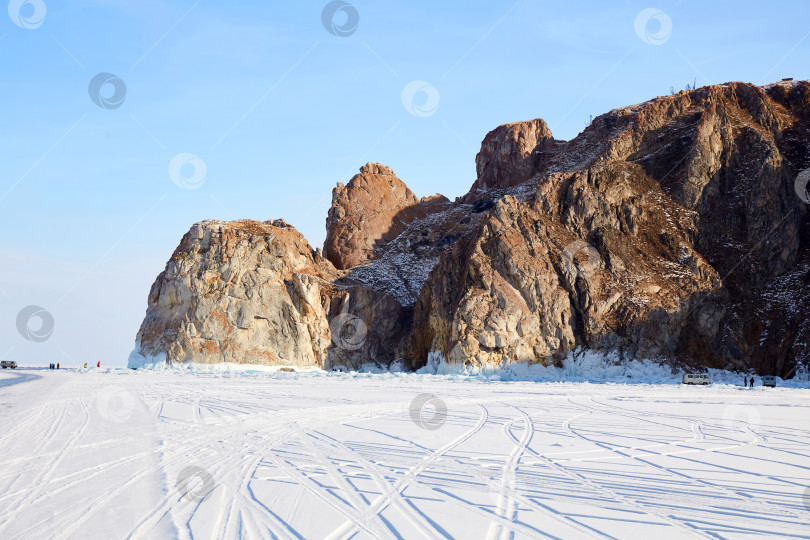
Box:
762 375 777 388
682 373 711 385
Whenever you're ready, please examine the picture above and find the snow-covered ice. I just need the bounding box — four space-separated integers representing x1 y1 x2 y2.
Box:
1 366 809 539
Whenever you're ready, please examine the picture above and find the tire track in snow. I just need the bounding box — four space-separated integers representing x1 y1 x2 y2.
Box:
213 453 264 540
332 401 586 538
0 394 90 537
344 405 603 539
304 429 445 538
56 420 289 539
326 403 490 540
290 422 396 538
263 450 388 539
516 407 717 539
128 397 420 538
486 405 533 540
562 397 806 526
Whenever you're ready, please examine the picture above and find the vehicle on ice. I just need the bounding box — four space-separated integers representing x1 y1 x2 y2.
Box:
762 375 777 388
682 373 710 385
1 361 17 369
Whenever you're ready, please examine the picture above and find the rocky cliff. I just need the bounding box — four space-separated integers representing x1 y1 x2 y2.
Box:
130 80 810 377
128 219 410 370
325 162 428 270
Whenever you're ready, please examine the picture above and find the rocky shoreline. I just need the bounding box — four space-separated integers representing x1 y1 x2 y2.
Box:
130 80 810 377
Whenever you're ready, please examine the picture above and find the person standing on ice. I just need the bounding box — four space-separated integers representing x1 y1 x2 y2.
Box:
750 376 755 387
744 377 747 387
97 361 101 368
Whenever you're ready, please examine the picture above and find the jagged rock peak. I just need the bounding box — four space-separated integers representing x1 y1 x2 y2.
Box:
473 118 560 191
268 218 291 228
194 218 298 236
358 162 396 176
324 163 422 270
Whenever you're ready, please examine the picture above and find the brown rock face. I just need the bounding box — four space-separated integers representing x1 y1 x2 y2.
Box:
412 81 810 377
324 163 422 270
129 219 409 370
133 80 810 377
472 119 560 191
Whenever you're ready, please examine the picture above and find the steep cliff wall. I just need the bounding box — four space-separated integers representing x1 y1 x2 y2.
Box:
132 80 810 376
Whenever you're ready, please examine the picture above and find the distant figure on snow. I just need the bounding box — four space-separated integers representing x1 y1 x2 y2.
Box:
83 363 87 369
97 361 101 368
56 363 60 369
750 376 755 387
744 377 748 387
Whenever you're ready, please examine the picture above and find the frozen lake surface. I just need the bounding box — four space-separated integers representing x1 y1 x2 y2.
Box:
0 367 809 539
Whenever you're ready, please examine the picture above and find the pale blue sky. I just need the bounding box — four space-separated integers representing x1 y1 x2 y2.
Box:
2 0 807 366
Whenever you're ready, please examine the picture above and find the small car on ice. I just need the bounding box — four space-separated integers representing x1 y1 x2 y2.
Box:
682 373 710 385
762 375 777 388
1 360 17 369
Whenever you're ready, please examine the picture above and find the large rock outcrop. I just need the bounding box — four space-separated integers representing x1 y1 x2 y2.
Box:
324 163 423 270
129 219 410 370
132 80 810 377
472 118 561 190
412 81 809 376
